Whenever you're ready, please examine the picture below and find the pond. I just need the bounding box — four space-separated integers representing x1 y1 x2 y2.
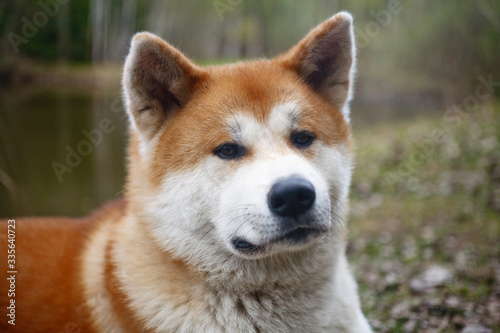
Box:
0 86 127 217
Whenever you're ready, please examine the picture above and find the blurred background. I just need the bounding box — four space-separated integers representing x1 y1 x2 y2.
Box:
0 1 499 331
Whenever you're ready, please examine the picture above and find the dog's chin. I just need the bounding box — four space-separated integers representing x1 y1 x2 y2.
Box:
229 226 328 258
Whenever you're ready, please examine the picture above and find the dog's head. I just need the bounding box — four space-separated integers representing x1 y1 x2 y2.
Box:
122 12 356 261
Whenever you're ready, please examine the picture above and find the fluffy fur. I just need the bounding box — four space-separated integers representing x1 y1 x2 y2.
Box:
0 12 371 332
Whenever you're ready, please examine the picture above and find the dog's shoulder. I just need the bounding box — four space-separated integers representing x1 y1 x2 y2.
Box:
0 198 127 332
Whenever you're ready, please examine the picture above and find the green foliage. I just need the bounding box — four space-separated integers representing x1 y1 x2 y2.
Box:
1 0 498 88
0 0 90 62
398 1 500 95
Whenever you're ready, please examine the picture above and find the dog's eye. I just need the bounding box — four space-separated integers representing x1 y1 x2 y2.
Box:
214 143 246 159
291 131 315 148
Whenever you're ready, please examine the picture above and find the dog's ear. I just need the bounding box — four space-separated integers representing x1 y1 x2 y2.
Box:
122 32 202 141
277 12 356 121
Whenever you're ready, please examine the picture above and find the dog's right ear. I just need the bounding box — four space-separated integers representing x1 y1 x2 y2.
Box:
276 12 356 121
122 33 202 142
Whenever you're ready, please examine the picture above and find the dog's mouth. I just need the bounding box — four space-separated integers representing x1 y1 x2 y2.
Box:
231 226 324 255
231 238 263 254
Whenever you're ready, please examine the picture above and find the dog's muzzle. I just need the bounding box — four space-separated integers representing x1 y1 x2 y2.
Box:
232 176 326 255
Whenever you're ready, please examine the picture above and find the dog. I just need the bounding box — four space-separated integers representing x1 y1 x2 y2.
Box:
0 12 372 332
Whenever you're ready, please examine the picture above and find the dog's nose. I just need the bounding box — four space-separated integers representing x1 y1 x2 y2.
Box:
268 177 316 218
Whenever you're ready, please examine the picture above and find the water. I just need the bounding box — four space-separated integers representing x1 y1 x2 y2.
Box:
0 86 127 218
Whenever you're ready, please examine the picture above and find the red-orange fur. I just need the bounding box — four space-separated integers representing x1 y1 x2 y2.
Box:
0 200 125 332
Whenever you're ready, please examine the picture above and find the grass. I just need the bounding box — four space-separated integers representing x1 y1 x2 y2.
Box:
347 101 500 332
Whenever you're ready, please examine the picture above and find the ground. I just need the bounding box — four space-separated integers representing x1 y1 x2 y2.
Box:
348 102 500 332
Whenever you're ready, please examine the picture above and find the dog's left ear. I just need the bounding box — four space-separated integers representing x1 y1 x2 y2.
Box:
277 12 356 121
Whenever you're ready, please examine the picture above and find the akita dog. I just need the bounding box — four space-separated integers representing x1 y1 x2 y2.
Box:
1 12 371 332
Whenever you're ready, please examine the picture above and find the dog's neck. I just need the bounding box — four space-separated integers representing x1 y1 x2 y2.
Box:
109 212 346 328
